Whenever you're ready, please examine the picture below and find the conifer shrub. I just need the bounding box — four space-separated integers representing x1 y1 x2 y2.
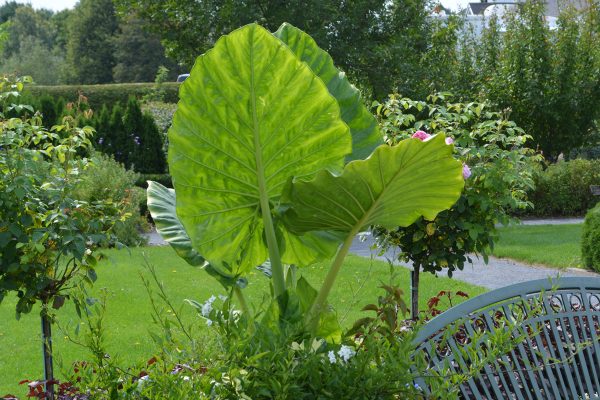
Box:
582 204 600 271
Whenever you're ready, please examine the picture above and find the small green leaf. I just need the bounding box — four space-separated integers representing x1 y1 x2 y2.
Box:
146 181 205 267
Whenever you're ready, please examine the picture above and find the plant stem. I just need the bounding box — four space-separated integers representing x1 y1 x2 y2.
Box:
234 286 251 316
307 228 358 333
249 39 285 298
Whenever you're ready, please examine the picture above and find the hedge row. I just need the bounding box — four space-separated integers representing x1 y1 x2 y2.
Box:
582 204 600 272
528 159 600 217
25 82 181 110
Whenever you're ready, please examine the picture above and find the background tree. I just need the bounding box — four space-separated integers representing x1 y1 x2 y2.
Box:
113 0 432 99
65 0 118 84
470 2 600 159
112 15 180 83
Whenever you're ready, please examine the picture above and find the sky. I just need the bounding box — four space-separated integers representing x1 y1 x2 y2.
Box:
0 0 77 11
2 0 473 12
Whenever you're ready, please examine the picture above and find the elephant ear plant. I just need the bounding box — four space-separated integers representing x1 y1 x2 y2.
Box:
147 23 464 337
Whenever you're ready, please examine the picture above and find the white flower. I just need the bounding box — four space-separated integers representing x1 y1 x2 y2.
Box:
85 248 92 256
201 296 216 317
137 375 150 390
337 345 356 362
182 375 191 382
327 350 336 364
206 319 213 327
201 302 212 317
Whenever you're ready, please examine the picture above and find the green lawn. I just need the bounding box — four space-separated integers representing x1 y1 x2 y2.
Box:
0 246 485 395
492 224 583 269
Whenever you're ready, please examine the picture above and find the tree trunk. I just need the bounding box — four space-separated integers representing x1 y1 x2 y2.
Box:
411 263 420 320
41 308 55 400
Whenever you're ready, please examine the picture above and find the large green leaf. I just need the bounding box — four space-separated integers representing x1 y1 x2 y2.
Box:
169 23 351 275
146 181 245 288
283 135 464 234
273 23 381 162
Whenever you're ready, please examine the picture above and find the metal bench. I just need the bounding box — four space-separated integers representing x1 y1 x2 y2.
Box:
413 277 600 399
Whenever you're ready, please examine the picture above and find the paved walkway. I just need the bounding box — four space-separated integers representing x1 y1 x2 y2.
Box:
145 218 594 290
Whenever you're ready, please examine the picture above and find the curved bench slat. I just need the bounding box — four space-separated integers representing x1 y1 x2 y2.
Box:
413 277 600 399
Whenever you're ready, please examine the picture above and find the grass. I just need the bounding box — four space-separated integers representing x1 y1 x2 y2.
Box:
492 223 583 269
0 245 485 395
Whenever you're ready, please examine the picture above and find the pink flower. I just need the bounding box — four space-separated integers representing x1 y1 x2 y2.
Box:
445 137 454 145
411 130 431 141
462 164 471 179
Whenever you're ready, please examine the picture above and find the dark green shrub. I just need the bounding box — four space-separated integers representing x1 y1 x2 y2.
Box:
37 94 63 127
582 204 600 271
135 173 172 189
529 159 600 216
90 97 166 173
94 105 112 151
73 152 149 246
108 102 127 163
25 82 180 110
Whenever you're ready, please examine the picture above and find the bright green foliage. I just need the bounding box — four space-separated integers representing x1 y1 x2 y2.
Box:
73 152 148 246
283 135 462 234
0 75 126 316
169 23 351 276
528 159 600 216
373 94 540 277
582 204 600 271
273 23 381 161
150 23 463 335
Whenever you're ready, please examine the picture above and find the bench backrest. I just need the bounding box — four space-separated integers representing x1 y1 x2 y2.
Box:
413 277 600 399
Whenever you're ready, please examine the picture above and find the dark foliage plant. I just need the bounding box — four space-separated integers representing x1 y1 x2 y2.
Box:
582 204 600 272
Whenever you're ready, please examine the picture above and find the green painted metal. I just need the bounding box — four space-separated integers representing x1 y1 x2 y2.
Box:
413 277 600 399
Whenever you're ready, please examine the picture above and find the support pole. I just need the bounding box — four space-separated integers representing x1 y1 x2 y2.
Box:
41 308 54 400
411 263 420 320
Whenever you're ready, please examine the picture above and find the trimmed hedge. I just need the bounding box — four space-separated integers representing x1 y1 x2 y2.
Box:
528 159 600 216
582 204 600 272
25 82 181 110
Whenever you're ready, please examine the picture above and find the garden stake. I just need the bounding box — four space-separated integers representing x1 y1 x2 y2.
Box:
411 262 420 320
41 308 55 400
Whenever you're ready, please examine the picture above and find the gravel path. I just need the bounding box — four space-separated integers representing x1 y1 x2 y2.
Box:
145 218 594 290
